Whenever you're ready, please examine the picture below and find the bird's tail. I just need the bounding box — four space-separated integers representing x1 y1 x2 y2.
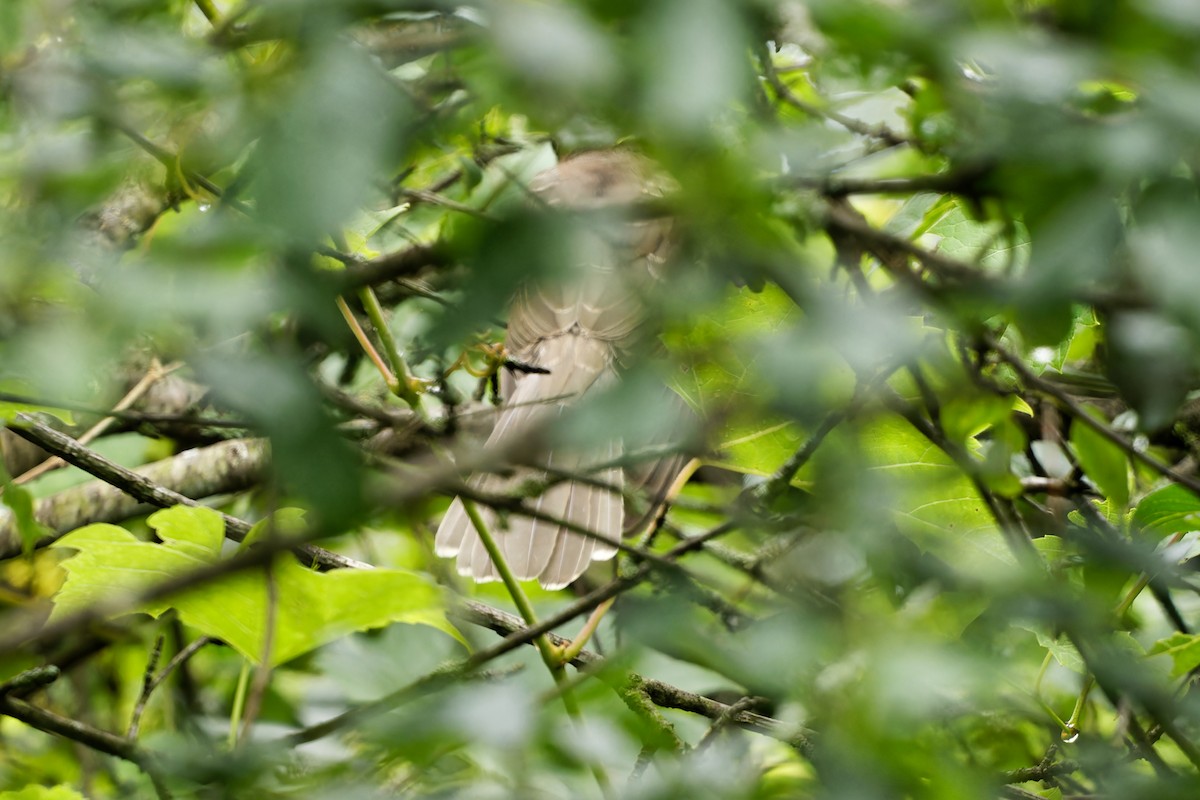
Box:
435 334 624 589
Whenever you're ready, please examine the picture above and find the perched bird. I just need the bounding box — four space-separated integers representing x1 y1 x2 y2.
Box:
435 149 684 589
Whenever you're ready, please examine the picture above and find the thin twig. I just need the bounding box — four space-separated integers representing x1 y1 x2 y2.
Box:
337 295 397 388
399 187 495 220
694 695 762 754
127 636 165 739
288 573 813 754
358 286 423 407
990 337 1200 498
239 563 277 744
13 360 181 486
0 391 249 428
758 45 913 150
0 694 172 797
127 636 212 741
460 498 613 797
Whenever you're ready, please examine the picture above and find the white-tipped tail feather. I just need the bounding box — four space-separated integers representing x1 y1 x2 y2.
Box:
434 333 625 589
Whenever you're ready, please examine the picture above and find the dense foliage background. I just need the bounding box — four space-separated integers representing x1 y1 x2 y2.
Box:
5 0 1200 797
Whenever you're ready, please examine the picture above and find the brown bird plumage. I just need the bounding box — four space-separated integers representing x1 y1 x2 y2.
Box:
434 150 678 589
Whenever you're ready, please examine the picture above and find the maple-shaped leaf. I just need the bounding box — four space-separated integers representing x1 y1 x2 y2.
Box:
50 506 461 666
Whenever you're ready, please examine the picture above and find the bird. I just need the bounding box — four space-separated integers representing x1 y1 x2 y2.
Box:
434 149 684 590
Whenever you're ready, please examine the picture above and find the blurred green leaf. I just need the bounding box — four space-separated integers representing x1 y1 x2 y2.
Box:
491 2 616 95
197 353 364 525
0 787 87 800
253 44 412 244
670 283 816 477
1070 410 1130 510
1105 310 1193 430
1 480 51 556
637 0 751 138
860 415 1010 571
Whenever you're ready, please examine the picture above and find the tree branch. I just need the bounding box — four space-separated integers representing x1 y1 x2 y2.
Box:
0 438 268 559
3 417 366 571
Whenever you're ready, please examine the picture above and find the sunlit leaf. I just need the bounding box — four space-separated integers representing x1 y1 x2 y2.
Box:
50 506 458 666
1132 484 1200 539
1033 629 1085 674
1070 410 1130 510
0 787 87 800
860 415 1010 570
1 481 51 556
1147 632 1200 679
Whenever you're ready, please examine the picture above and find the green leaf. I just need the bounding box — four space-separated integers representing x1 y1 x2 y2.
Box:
1147 632 1200 678
1070 411 1130 509
669 283 817 478
922 201 1029 272
1058 309 1100 369
50 506 459 666
940 394 1012 446
712 418 806 479
670 283 801 406
0 787 87 800
884 191 946 237
1132 484 1200 540
151 504 226 558
860 415 1011 571
1032 534 1066 564
1033 629 1085 674
1 480 51 555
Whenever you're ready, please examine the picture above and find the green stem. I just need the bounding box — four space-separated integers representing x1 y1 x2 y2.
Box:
461 500 557 670
358 287 421 408
1115 575 1150 619
460 499 612 797
558 598 614 664
1063 531 1186 741
1030 651 1070 732
228 659 251 748
1033 650 1052 697
193 0 220 24
1063 674 1094 741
